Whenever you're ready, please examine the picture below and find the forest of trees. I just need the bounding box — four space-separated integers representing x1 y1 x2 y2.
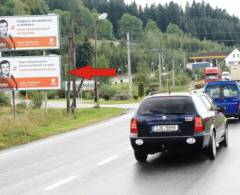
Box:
0 0 238 92
83 0 240 45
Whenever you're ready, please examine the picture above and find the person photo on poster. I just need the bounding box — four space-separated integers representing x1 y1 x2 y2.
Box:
0 19 16 51
0 60 13 78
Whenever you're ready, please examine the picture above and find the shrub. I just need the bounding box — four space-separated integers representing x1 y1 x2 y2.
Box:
133 95 139 100
47 90 65 99
100 84 117 100
0 92 10 106
138 83 144 97
82 91 94 100
29 91 44 108
112 93 128 100
16 102 27 110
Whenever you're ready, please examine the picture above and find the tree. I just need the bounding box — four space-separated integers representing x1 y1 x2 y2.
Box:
76 38 94 68
23 0 48 14
97 19 114 40
166 23 183 36
118 13 143 40
145 20 161 34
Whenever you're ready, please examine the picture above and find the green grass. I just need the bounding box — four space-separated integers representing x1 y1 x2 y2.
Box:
0 107 126 150
48 98 142 104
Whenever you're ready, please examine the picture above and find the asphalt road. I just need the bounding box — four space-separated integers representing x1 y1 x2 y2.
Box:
1 112 240 195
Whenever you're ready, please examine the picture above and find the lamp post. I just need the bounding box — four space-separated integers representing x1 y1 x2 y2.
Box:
94 13 108 108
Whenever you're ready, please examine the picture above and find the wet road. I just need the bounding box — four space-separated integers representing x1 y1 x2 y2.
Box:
0 112 240 195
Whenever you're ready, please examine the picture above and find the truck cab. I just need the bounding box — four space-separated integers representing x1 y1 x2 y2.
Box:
204 67 221 83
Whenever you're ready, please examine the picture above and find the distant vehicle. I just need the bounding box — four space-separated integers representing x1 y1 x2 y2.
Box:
222 71 231 81
130 93 228 162
205 80 240 118
230 66 240 81
204 67 221 83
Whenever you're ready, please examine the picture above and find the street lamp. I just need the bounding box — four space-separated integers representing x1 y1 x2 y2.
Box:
94 13 108 108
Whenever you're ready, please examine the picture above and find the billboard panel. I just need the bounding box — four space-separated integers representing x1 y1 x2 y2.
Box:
0 56 61 90
0 15 60 51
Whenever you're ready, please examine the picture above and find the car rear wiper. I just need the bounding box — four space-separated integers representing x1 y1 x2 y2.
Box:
164 112 193 115
140 110 164 115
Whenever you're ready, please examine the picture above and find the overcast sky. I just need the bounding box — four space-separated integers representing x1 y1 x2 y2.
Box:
125 0 240 18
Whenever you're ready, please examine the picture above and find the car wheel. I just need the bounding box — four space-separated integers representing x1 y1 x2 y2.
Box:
207 131 217 160
134 150 148 162
222 125 228 148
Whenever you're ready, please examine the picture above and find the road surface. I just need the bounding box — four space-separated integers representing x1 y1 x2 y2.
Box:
0 112 240 195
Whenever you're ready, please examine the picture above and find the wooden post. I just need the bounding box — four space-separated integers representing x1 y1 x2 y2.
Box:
66 17 73 113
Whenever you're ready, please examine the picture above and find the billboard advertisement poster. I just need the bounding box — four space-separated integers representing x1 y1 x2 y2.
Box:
0 56 61 90
0 15 60 51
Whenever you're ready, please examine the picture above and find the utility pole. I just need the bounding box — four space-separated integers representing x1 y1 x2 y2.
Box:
183 52 186 70
67 16 73 113
127 32 132 98
43 50 47 110
159 52 162 89
71 18 77 113
172 59 175 88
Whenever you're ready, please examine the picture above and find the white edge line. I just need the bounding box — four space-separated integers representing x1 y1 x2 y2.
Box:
97 156 118 166
44 175 78 191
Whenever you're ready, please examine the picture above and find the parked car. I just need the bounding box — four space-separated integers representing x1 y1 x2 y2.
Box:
130 93 228 162
222 71 231 81
204 81 240 118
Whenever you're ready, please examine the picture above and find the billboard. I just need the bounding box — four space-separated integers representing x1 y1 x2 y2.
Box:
0 56 61 90
0 15 60 51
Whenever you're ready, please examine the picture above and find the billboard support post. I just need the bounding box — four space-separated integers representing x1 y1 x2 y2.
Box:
43 50 47 110
12 90 16 119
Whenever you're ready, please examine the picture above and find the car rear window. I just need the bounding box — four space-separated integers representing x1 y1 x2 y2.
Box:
205 85 221 98
223 85 238 97
206 74 218 80
138 96 196 115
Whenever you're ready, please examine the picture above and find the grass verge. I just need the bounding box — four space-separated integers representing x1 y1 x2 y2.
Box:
0 107 126 150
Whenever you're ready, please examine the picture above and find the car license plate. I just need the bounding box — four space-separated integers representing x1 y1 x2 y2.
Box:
152 125 178 132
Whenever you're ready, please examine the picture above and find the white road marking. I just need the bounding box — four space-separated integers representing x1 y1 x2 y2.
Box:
44 175 78 191
97 156 118 166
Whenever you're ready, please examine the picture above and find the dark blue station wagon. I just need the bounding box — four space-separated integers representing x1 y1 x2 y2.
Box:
130 93 228 162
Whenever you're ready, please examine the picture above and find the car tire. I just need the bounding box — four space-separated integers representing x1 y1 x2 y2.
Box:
207 131 217 160
222 125 228 148
134 150 148 162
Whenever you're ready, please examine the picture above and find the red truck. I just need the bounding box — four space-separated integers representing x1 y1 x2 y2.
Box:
204 67 221 83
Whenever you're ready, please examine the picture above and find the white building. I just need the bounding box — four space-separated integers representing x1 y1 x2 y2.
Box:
225 48 240 66
112 76 129 84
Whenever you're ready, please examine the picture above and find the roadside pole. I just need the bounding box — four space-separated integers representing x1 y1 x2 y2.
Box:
159 52 162 89
67 17 73 113
43 50 48 110
12 90 16 119
71 17 77 113
183 52 186 70
172 59 175 88
127 32 132 98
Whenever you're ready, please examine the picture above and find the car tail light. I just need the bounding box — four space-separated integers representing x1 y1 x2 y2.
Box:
130 118 138 137
194 116 204 133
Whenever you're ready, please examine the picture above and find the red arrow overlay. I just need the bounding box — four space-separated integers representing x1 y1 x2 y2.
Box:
68 65 116 79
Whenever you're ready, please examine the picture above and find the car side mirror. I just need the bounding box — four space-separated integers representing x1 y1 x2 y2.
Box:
217 106 225 113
